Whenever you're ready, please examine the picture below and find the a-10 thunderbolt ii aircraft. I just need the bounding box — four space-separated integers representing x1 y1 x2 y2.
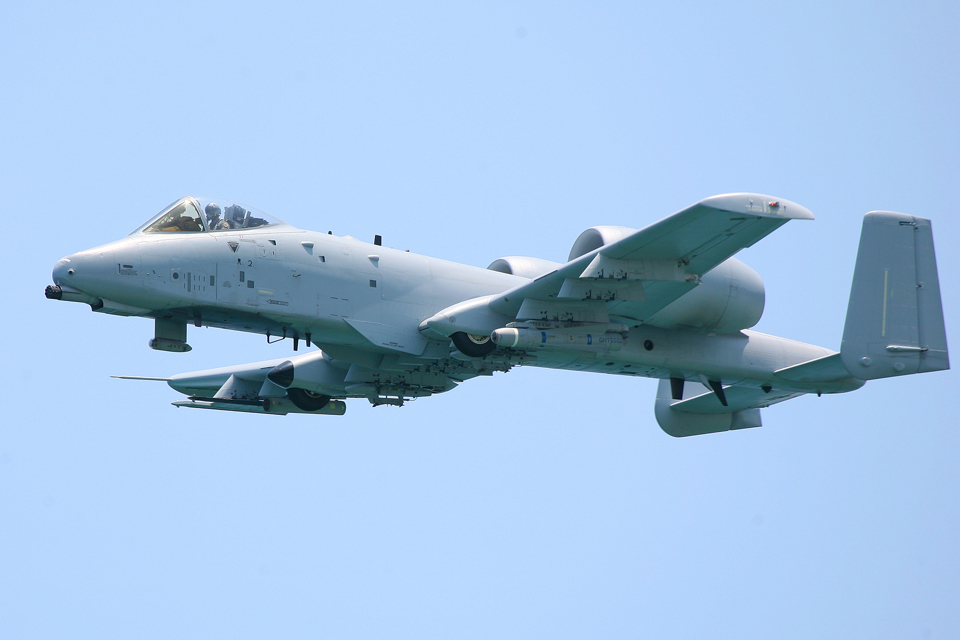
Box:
46 193 949 436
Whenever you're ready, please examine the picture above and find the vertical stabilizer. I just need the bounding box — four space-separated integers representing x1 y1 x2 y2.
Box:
841 212 949 379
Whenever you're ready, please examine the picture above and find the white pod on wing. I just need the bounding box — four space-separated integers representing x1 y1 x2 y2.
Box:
491 328 623 352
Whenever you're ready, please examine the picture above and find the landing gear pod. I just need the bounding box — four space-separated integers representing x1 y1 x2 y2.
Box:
450 332 496 357
149 338 192 353
150 319 191 352
286 388 332 411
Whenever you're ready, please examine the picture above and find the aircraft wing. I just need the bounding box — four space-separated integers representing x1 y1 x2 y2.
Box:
488 193 813 323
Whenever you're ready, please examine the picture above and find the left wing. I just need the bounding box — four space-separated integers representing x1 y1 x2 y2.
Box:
115 345 502 413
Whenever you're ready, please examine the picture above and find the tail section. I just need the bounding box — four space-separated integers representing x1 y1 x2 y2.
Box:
841 212 949 379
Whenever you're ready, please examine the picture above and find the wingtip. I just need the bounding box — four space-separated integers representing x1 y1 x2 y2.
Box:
698 193 815 221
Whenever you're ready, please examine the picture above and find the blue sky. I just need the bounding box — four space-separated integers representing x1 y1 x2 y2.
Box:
2 2 958 638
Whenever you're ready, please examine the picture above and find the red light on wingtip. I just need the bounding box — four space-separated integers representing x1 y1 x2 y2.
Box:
768 201 780 208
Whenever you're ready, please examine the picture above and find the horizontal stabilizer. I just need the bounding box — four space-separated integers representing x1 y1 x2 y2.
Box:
654 379 763 437
654 379 768 438
841 212 949 379
653 374 820 437
774 353 851 383
667 381 804 414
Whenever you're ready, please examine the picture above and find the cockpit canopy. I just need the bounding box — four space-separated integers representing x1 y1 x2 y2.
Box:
130 197 284 235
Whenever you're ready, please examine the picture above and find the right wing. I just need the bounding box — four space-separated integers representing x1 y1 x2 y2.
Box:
487 193 814 325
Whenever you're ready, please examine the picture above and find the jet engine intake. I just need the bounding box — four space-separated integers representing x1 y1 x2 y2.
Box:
487 256 564 279
568 226 639 262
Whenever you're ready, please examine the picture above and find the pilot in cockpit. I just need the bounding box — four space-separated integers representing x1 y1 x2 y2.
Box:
205 202 232 230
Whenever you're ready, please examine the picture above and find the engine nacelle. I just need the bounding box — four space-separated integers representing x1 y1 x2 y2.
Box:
567 226 639 261
644 257 765 334
487 256 563 279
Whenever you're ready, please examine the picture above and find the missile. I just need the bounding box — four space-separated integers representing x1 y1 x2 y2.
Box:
173 397 346 415
490 328 624 352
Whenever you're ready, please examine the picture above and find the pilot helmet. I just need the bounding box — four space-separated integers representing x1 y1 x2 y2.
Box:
204 202 222 222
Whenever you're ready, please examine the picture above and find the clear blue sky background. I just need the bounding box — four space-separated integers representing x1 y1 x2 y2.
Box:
2 2 958 638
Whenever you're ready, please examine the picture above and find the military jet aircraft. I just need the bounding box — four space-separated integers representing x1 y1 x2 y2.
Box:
46 193 949 436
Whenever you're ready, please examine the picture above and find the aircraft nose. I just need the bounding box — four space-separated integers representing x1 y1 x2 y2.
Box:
52 256 74 285
51 247 115 292
47 252 106 304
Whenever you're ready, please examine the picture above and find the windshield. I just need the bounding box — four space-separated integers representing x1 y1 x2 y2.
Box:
130 196 284 235
141 198 205 233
